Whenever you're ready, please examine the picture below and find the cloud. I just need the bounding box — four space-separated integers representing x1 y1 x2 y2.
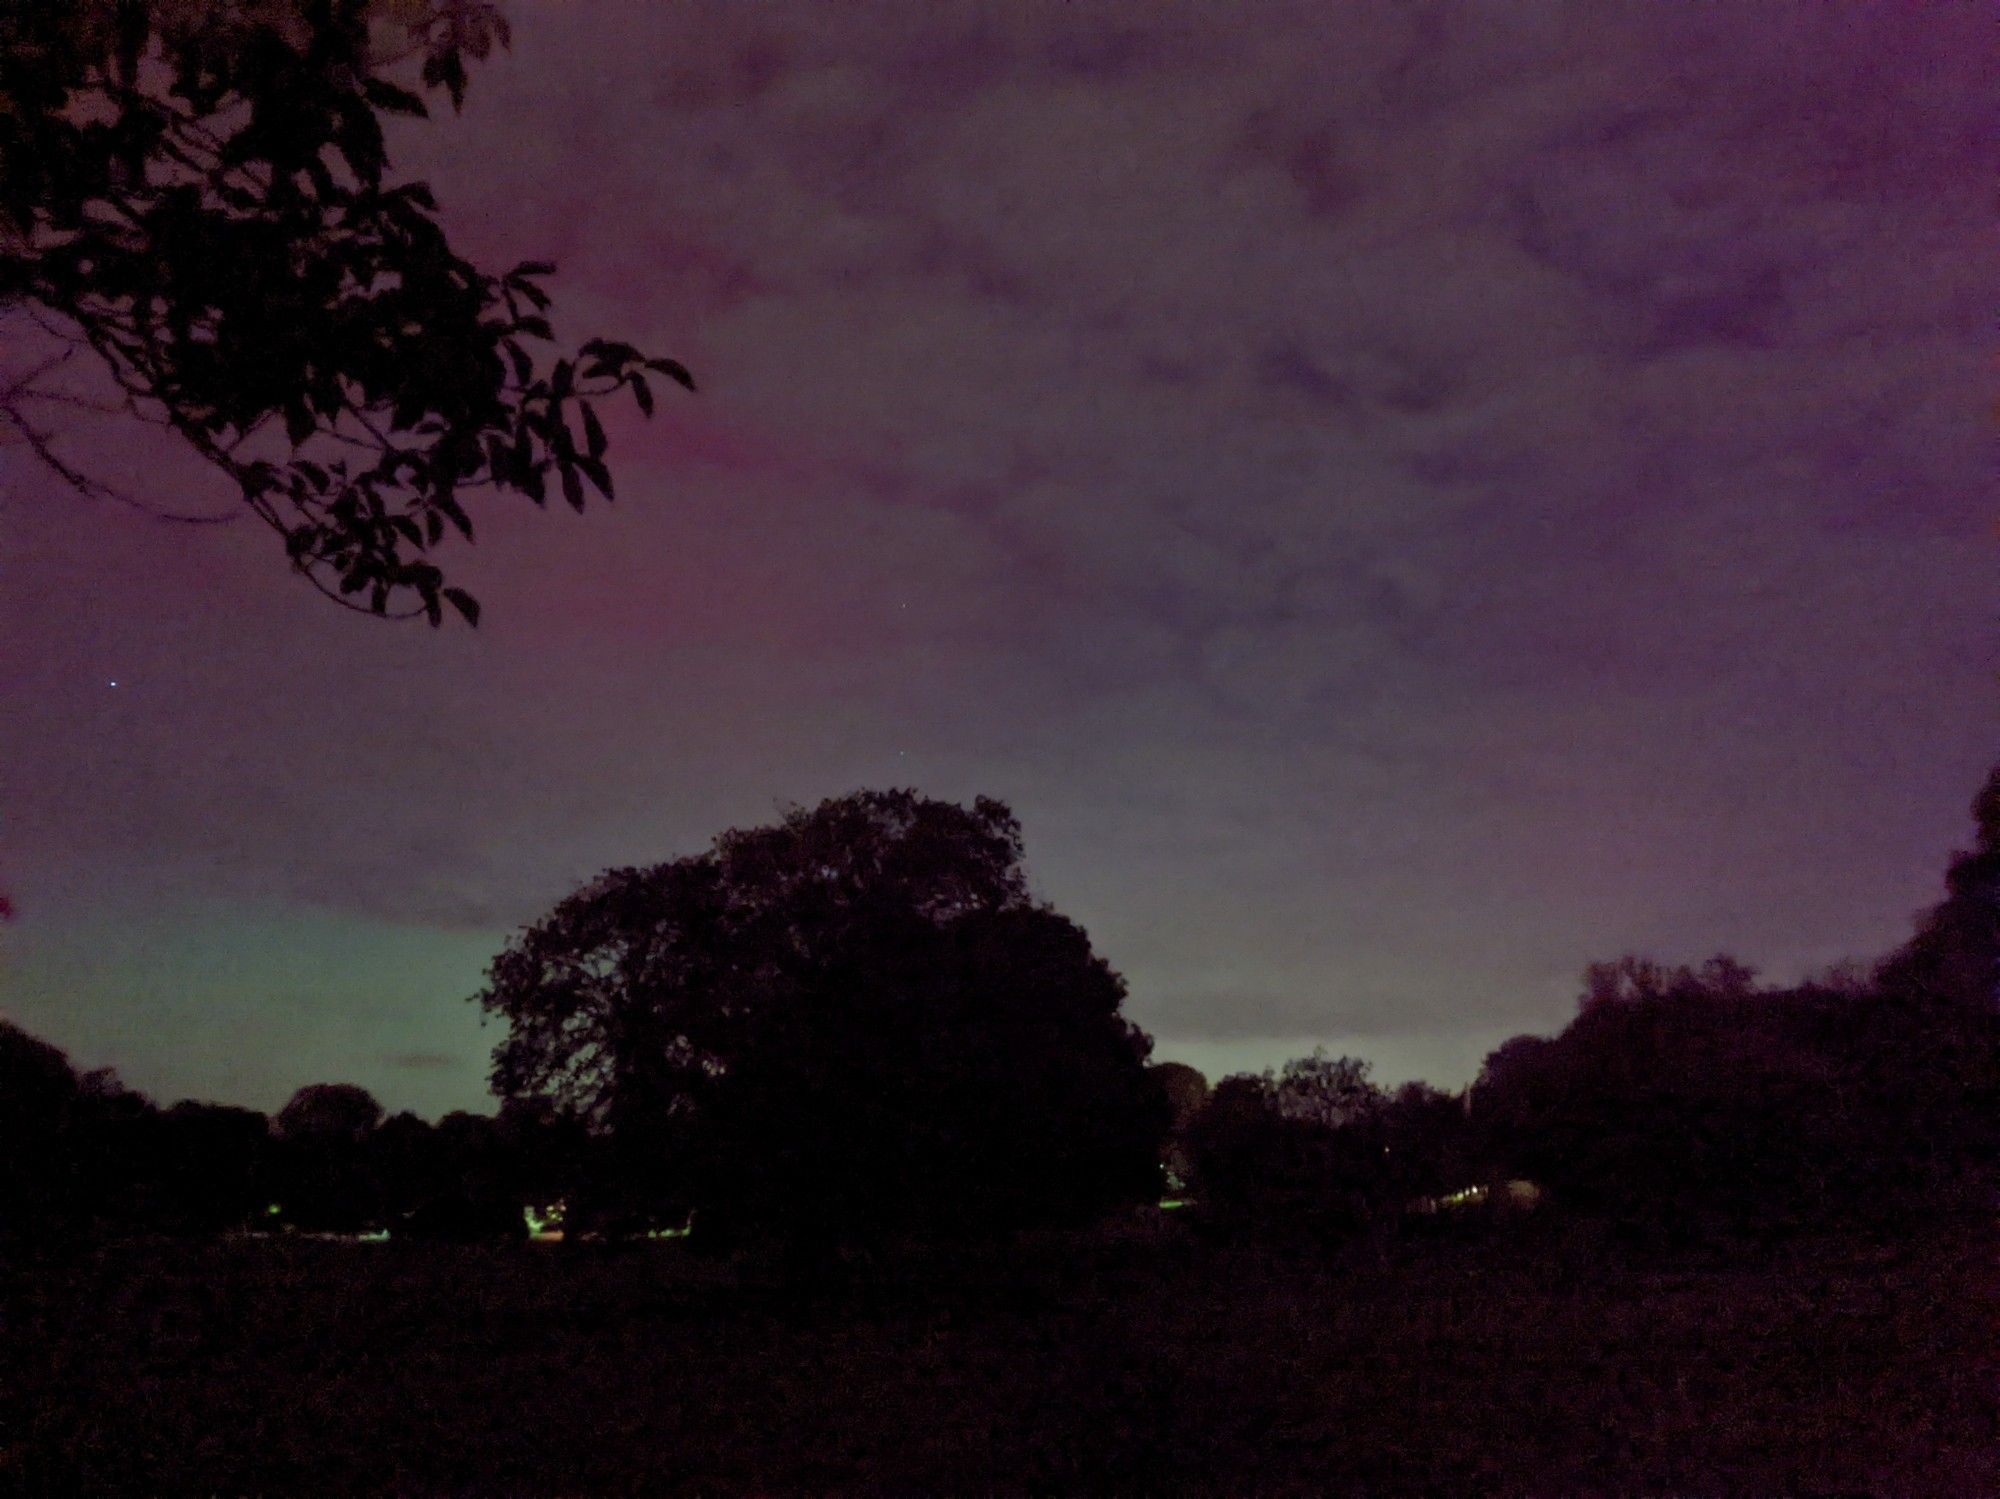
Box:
384 1051 461 1072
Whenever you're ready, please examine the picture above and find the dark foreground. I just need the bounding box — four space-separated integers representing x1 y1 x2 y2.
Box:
8 1218 1997 1495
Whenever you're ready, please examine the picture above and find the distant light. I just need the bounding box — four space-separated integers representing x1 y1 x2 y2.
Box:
108 680 118 688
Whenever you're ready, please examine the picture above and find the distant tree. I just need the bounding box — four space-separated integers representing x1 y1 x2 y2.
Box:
497 1094 586 1215
153 1099 273 1232
1185 1073 1291 1229
1148 1061 1210 1133
0 1018 82 1241
1267 1050 1380 1130
275 1082 382 1143
1878 762 2000 1011
414 1110 523 1238
370 1108 436 1223
273 1082 383 1229
1186 1056 1409 1244
1374 1081 1477 1210
477 790 1167 1246
0 0 689 621
66 1067 162 1226
1580 954 1758 1008
1472 944 1998 1241
369 1109 521 1239
1148 1060 1208 1197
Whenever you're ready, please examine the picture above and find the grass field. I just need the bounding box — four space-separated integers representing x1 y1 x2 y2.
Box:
8 1217 1997 1494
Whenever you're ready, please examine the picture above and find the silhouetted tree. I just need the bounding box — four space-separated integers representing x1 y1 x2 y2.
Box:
1878 762 2000 1012
273 1082 383 1230
1148 1060 1208 1197
0 0 689 620
477 790 1167 1246
1149 1061 1210 1132
0 1018 82 1243
371 1108 437 1225
1268 1049 1380 1129
275 1082 382 1143
67 1067 161 1227
497 1094 586 1218
153 1099 274 1233
1374 1081 1477 1210
1473 939 1999 1241
1186 1056 1410 1243
407 1110 523 1239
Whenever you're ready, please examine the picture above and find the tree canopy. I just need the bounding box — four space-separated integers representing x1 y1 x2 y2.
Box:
1877 762 2000 1011
274 1080 382 1142
476 790 1168 1242
0 0 689 621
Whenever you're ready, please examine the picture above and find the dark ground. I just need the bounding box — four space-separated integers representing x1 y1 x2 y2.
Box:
7 1215 1997 1495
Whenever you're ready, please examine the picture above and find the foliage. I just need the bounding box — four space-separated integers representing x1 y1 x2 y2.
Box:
1473 950 2000 1241
371 1108 526 1238
274 1081 382 1142
153 1099 274 1232
1146 1060 1209 1133
1186 1055 1478 1242
0 1018 83 1242
0 0 689 621
476 790 1167 1243
1266 1048 1378 1129
1877 761 2000 1011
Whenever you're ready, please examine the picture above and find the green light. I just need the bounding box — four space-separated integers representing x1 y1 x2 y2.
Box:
266 1203 282 1216
524 1200 569 1237
1158 1198 1190 1210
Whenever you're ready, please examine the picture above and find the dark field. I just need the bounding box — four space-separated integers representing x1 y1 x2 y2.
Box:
9 1220 1998 1495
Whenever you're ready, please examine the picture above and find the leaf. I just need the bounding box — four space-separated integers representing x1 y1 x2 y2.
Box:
648 357 697 391
505 341 533 387
581 402 606 460
431 52 469 112
560 460 584 512
630 374 654 416
442 587 482 627
363 79 429 119
436 492 474 539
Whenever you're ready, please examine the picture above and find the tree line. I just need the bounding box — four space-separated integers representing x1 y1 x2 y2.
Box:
6 768 1998 1256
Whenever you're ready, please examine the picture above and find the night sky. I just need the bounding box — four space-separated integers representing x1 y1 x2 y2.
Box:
3 2 1995 1119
